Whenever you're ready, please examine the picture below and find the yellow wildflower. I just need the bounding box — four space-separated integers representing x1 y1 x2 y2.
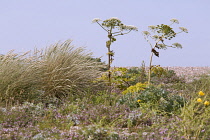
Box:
198 91 205 96
122 82 147 94
137 99 141 103
204 101 210 106
197 98 202 102
129 86 135 92
122 90 127 95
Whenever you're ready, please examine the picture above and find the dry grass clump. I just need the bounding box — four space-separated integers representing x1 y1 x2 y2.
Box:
0 40 104 104
0 51 41 104
38 40 104 98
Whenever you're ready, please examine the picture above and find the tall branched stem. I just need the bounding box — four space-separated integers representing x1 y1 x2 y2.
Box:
148 39 160 86
143 19 187 86
107 46 111 86
148 52 154 86
107 27 113 88
93 17 138 92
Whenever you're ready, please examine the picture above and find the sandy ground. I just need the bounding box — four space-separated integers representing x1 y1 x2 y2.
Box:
122 66 210 82
163 67 210 77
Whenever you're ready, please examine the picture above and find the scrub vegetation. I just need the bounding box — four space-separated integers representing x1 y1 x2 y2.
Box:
0 18 210 140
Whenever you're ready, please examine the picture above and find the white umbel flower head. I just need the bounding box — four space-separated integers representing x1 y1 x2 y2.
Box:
92 18 101 23
172 43 182 48
152 35 159 40
179 27 188 33
148 25 156 31
142 31 150 36
170 18 179 24
126 25 138 31
108 17 120 21
105 17 121 24
157 44 167 49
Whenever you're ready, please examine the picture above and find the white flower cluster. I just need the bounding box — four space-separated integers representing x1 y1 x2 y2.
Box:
158 44 167 49
170 18 179 24
126 25 138 31
148 25 156 31
92 18 101 23
172 43 182 48
152 35 159 40
179 27 188 33
119 24 138 31
108 17 121 21
142 31 150 36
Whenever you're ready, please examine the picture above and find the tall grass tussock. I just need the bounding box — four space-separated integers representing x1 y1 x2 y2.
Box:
0 40 104 105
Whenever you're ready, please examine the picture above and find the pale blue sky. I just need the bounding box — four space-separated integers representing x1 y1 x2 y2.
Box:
0 0 209 67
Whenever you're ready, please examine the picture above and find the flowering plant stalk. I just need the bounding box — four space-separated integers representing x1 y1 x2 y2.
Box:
142 18 188 85
92 17 137 86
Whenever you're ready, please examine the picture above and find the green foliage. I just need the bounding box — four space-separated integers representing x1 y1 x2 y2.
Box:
99 67 147 91
156 24 176 40
185 74 210 95
151 65 167 78
119 85 186 113
158 94 186 113
146 19 188 47
111 67 144 90
86 91 119 106
151 67 185 84
99 66 185 94
122 82 147 95
173 92 210 139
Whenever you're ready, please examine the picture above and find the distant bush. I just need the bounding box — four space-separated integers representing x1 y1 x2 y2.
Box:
151 68 185 84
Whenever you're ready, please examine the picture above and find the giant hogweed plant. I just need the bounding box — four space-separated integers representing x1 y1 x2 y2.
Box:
92 17 138 86
142 18 188 85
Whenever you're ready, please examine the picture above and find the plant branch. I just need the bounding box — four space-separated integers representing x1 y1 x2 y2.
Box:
113 30 132 37
96 22 109 32
112 31 122 34
143 36 153 48
176 31 184 34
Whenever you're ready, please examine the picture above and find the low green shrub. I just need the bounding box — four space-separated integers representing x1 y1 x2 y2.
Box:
99 67 147 93
119 85 186 114
151 67 185 85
